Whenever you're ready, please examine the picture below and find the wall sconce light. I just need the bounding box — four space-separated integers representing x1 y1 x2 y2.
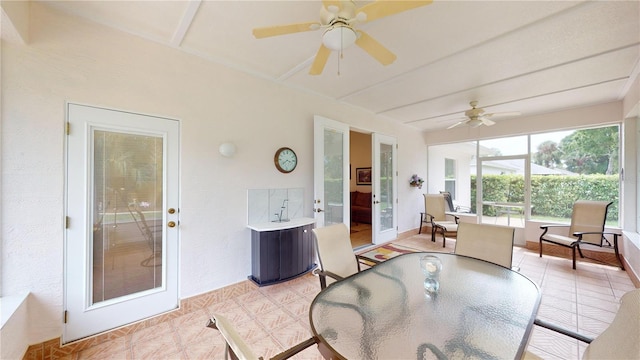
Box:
219 142 237 158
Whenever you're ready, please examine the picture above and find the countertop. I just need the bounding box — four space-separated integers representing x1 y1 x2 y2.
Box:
247 217 316 232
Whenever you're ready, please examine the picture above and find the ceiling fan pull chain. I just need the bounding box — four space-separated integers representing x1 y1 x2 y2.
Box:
338 27 344 76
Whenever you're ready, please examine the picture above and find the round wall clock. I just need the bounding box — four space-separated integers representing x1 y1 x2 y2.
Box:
274 147 297 173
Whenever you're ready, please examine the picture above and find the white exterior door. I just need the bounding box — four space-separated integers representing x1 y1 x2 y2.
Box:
313 115 350 228
64 103 180 343
372 133 398 244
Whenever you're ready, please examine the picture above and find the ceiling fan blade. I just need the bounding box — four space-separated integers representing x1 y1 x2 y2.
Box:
357 0 433 23
481 118 496 126
447 121 467 130
253 22 320 39
484 111 522 118
355 31 396 65
309 44 332 75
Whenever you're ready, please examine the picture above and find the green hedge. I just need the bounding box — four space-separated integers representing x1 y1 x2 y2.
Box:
470 175 618 221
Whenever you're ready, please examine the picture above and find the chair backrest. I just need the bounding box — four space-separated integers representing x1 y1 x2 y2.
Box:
455 222 515 268
440 191 456 212
209 313 263 360
569 200 612 245
424 194 447 221
583 289 640 359
312 223 359 286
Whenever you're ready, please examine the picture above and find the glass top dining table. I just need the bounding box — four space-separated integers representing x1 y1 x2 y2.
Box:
309 252 541 360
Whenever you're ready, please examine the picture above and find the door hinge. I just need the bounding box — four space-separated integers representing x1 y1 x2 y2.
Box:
65 216 70 229
66 122 70 135
63 310 68 324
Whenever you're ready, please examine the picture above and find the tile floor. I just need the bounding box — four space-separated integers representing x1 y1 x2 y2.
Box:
61 232 635 360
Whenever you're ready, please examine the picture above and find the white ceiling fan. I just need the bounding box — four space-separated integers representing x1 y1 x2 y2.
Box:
252 0 432 75
447 101 521 129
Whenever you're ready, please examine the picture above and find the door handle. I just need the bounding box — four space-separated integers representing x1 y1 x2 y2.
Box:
315 208 324 213
167 221 176 228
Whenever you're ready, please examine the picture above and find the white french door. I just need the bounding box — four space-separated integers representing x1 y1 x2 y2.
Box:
372 134 398 244
64 103 179 343
313 115 350 228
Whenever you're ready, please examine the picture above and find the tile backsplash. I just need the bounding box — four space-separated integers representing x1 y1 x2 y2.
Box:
247 188 305 225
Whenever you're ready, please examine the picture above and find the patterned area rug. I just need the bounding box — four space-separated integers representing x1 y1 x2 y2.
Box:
358 243 421 266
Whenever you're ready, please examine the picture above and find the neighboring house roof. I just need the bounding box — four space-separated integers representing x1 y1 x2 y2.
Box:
472 159 578 175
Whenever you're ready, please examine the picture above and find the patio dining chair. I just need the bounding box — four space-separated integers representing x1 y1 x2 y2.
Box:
454 222 515 269
539 200 624 270
440 191 472 213
526 288 640 360
424 194 459 247
312 223 375 289
207 313 318 360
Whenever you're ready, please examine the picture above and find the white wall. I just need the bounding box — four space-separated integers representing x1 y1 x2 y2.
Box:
0 4 428 345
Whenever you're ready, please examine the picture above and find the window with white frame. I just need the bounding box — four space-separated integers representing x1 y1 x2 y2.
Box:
445 158 456 199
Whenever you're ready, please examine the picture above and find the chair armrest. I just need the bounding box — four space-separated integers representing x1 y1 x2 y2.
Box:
534 318 593 344
540 224 569 229
312 268 344 282
356 254 380 265
445 213 460 223
573 231 621 236
271 337 319 360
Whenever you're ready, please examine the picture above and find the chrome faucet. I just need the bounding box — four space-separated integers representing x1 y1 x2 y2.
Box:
275 199 289 222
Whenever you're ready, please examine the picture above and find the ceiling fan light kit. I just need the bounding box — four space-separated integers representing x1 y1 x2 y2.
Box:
322 24 356 51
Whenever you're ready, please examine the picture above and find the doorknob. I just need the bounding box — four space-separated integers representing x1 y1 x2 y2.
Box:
168 208 176 214
167 221 176 228
315 208 324 213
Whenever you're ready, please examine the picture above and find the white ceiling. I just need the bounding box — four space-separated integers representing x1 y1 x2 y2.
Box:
39 0 640 131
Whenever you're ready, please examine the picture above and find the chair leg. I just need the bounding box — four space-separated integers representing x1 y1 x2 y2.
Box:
576 244 585 259
539 239 543 258
319 275 327 290
431 226 436 242
441 230 446 248
572 246 577 270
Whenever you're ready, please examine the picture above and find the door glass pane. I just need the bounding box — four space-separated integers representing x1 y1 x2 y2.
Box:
92 130 163 304
480 158 526 227
379 143 393 231
324 129 344 225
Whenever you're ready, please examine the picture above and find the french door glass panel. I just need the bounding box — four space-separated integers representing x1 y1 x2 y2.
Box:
373 133 397 244
323 128 345 226
378 143 393 232
313 116 350 228
92 130 163 304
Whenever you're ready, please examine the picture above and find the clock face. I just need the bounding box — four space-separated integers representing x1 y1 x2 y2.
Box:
275 147 297 173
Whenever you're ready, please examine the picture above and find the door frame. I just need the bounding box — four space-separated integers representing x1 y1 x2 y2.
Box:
63 103 180 343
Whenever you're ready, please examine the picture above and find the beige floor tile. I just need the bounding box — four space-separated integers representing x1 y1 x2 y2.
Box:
56 236 636 360
131 332 181 359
